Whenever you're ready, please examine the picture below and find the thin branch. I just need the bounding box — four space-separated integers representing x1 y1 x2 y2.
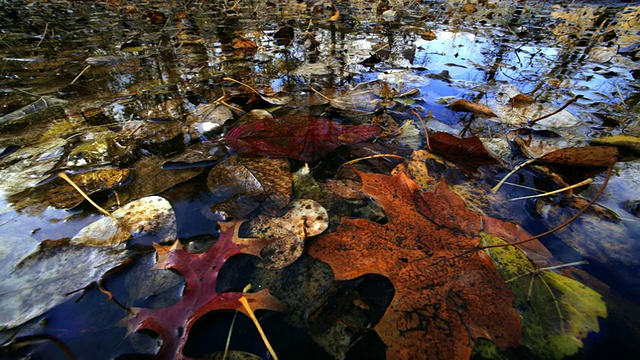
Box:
70 65 91 84
529 95 581 124
491 158 536 193
479 160 615 250
412 109 431 151
338 154 407 171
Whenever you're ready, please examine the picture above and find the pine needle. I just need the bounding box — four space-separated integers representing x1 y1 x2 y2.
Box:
508 178 593 201
338 154 407 171
491 158 536 193
223 77 260 95
71 65 91 84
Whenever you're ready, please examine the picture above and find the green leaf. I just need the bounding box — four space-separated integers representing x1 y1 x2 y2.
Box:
481 233 607 359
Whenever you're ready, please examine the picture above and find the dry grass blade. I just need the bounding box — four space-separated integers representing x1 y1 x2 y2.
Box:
338 154 407 171
491 159 536 193
239 296 278 360
509 178 593 201
71 65 91 84
480 159 615 250
57 172 125 229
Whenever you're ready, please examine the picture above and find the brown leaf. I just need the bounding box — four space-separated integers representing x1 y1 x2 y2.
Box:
537 146 618 168
308 171 522 359
535 146 618 185
207 157 291 217
429 132 499 171
508 94 535 108
449 99 497 117
46 168 130 208
232 37 257 50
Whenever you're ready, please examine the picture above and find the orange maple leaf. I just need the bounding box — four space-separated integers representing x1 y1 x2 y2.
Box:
308 170 522 359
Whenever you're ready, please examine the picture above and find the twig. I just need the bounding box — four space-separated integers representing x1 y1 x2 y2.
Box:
508 178 593 201
491 158 536 193
70 65 91 84
338 154 407 171
308 85 332 102
479 160 615 250
223 77 260 95
412 109 431 151
529 95 581 124
616 83 626 105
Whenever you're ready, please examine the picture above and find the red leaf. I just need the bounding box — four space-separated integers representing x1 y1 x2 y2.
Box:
126 220 286 359
224 116 381 161
430 132 499 171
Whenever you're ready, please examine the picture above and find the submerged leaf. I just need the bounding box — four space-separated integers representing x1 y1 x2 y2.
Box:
207 157 291 217
0 138 66 196
308 171 522 359
449 99 497 117
482 234 607 359
0 236 128 330
224 117 381 161
45 168 130 208
247 199 328 269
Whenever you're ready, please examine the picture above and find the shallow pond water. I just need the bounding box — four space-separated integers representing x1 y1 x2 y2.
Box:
1 1 639 359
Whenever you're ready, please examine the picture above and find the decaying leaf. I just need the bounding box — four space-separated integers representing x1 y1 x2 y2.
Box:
71 196 176 247
537 146 618 168
449 99 497 117
533 146 618 186
0 235 129 330
108 156 204 206
482 234 607 359
0 138 66 196
185 103 233 141
508 94 535 108
126 220 286 359
246 199 328 269
232 36 257 50
224 116 381 161
308 170 522 359
208 157 291 217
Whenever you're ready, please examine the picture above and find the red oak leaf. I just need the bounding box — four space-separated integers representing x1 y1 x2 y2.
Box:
126 220 286 360
307 171 523 359
224 116 381 161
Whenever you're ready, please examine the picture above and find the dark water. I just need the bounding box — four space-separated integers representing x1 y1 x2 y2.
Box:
0 1 639 359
